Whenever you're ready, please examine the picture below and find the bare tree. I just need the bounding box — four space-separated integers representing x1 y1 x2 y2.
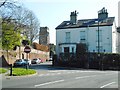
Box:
0 0 40 45
0 0 7 7
28 11 40 44
13 7 40 44
0 0 20 20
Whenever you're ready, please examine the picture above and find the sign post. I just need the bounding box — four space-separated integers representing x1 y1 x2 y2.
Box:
24 45 31 69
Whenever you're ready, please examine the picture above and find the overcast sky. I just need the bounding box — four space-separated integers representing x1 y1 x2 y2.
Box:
19 0 119 44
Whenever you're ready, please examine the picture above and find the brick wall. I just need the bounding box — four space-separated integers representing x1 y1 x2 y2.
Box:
0 46 49 66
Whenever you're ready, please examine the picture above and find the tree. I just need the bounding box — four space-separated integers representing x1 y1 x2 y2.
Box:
49 44 56 56
1 20 22 61
0 0 17 7
25 10 40 44
0 0 40 45
0 0 21 21
2 21 22 50
0 0 7 7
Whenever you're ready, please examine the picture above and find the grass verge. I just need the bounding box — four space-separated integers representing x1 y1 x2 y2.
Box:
10 68 36 76
0 68 7 74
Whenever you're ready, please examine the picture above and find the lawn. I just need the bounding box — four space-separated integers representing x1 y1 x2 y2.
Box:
0 68 7 74
11 68 36 76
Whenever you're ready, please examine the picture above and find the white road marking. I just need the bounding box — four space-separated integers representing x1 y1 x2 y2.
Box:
35 79 65 87
39 70 117 77
67 72 71 74
48 71 59 73
46 74 50 76
75 75 97 79
71 72 75 73
100 82 116 88
38 74 44 76
75 73 117 79
48 70 67 72
76 71 80 73
56 73 61 75
51 73 56 76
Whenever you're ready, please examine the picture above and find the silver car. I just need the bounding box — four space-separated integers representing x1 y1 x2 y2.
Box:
24 59 31 65
14 59 26 66
31 58 41 64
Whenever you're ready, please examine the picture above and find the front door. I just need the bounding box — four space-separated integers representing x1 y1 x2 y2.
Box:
64 47 69 53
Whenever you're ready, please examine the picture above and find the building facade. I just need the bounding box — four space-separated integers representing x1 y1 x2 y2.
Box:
117 2 120 53
39 27 50 45
56 8 118 56
117 27 120 53
118 1 120 27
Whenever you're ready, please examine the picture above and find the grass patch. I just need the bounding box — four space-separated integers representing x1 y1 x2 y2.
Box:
0 68 7 74
11 68 36 76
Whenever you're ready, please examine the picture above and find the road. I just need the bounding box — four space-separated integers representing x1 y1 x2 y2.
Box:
1 61 119 88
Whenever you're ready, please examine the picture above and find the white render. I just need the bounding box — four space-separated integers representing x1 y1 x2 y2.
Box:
56 23 117 56
118 1 120 27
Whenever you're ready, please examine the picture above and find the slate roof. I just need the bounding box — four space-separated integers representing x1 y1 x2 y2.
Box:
56 17 115 29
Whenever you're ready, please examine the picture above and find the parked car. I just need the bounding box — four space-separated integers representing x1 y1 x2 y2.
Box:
49 56 53 61
14 59 26 66
31 58 41 64
38 58 43 63
24 59 31 65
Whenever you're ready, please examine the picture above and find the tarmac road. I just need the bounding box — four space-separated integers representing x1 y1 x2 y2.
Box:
2 61 119 89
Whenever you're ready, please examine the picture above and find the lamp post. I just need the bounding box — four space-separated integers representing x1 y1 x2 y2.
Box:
97 18 101 70
98 19 100 55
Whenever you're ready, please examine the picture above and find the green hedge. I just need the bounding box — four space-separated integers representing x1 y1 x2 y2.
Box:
57 52 120 70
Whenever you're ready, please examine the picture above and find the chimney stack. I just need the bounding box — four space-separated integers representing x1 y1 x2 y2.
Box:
70 10 78 24
98 7 108 20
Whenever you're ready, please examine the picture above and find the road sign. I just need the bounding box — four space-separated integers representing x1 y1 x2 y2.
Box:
24 45 31 53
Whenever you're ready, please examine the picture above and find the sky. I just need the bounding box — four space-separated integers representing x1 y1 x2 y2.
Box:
19 0 119 44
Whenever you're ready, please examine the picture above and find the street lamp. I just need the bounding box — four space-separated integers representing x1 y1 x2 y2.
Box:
98 19 100 54
97 16 101 70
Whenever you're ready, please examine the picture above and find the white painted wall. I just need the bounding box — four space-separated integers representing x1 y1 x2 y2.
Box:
112 22 117 53
118 1 120 27
56 25 117 55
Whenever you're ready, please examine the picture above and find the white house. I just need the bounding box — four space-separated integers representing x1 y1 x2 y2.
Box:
56 8 118 56
117 2 120 53
117 27 120 53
